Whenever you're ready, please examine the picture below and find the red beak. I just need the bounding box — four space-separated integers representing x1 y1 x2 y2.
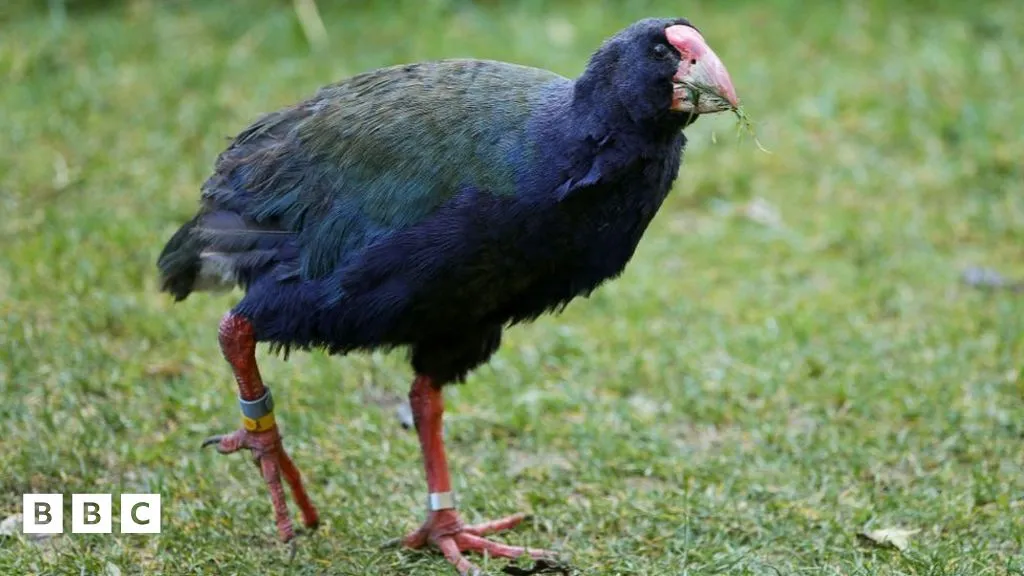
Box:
665 24 739 110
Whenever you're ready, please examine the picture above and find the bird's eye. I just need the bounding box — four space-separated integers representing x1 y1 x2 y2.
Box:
652 44 671 59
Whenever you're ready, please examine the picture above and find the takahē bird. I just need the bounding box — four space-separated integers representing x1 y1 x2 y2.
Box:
157 17 738 574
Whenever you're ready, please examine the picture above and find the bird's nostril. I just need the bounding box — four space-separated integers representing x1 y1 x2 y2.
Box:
690 59 697 65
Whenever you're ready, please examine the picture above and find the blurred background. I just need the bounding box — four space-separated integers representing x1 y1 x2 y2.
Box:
1 1 1022 574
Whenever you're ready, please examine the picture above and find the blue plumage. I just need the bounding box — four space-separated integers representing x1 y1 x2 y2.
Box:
160 17 743 564
159 18 705 383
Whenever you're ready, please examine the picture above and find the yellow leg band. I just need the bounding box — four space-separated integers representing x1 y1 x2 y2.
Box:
242 411 277 432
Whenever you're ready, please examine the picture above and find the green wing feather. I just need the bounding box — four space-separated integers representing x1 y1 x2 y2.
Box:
199 59 565 280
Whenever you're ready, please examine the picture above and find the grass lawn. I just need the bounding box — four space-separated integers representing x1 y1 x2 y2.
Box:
2 1 1023 574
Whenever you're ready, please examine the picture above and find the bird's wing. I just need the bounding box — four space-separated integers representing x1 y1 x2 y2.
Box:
196 60 565 282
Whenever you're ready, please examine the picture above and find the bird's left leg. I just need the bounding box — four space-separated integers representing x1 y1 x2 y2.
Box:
201 312 319 542
397 375 554 575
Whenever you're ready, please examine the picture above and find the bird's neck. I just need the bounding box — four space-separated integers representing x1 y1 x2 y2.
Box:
524 81 686 202
567 77 687 151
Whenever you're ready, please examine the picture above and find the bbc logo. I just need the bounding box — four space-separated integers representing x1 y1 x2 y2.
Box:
22 494 161 534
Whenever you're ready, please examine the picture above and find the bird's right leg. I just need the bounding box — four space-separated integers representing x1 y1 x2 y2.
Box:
395 375 554 575
201 311 319 542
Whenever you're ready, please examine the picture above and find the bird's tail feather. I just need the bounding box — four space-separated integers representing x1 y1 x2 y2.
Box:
157 215 207 301
157 210 297 301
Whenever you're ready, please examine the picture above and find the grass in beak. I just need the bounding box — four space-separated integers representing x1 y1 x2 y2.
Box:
685 83 770 153
733 106 771 153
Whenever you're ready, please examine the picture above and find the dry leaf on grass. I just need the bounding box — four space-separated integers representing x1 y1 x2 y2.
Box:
857 527 920 551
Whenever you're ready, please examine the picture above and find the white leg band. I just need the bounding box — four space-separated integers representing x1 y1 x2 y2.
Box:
428 491 456 511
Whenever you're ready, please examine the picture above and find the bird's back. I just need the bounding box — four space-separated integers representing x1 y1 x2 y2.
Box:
157 56 685 370
159 59 567 298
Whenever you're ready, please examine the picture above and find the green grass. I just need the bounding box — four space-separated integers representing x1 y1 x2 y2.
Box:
2 1 1023 574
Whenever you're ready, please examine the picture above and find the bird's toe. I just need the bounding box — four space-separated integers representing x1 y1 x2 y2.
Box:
464 513 530 537
200 429 249 454
200 434 224 450
390 509 561 575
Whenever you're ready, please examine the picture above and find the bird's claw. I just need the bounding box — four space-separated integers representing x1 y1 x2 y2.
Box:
201 427 320 543
284 520 323 561
200 429 254 455
200 434 224 450
394 510 556 576
199 432 260 469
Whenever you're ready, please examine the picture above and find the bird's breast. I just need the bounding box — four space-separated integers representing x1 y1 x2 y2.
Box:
487 155 679 324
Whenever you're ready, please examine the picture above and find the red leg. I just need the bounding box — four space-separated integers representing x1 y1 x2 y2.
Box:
397 375 554 575
201 312 319 541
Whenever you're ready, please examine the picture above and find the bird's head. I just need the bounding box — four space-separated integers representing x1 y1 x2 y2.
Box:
578 18 739 127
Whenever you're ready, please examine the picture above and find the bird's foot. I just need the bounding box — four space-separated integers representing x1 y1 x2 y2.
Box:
397 510 554 575
201 427 320 542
